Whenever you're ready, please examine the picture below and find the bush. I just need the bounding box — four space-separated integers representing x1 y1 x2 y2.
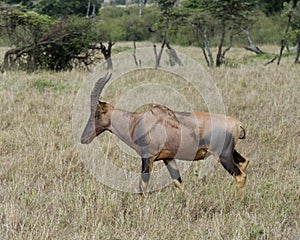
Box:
34 0 101 18
1 5 100 71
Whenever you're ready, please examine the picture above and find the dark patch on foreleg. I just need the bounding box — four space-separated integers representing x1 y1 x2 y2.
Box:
139 157 154 194
163 159 181 183
163 159 184 191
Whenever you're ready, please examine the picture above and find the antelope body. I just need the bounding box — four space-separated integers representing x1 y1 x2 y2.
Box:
81 73 249 193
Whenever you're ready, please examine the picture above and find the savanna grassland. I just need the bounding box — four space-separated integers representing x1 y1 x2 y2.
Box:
0 45 299 239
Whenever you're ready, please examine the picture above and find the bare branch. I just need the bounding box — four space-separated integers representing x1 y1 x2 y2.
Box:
243 29 264 54
264 56 278 66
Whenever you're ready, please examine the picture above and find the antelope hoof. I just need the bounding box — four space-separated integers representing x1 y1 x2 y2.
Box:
234 172 247 188
139 180 148 196
239 159 250 172
173 179 184 191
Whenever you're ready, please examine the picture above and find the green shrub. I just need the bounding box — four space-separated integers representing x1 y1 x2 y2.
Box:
1 5 100 71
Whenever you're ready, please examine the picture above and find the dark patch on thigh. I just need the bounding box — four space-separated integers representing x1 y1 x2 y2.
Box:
163 160 181 182
199 130 234 155
233 150 246 164
220 156 241 176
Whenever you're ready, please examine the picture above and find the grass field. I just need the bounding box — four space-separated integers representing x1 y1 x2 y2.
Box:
0 45 299 239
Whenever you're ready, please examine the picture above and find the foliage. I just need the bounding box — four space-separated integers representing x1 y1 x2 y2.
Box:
148 0 187 66
284 1 300 41
259 0 287 15
114 0 127 4
94 6 158 42
34 0 101 17
2 0 35 8
182 0 201 9
1 0 299 70
0 5 101 71
152 0 185 35
246 13 283 45
0 1 290 47
183 0 258 66
0 6 56 46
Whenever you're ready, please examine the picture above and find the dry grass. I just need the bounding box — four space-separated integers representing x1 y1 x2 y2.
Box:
0 46 299 239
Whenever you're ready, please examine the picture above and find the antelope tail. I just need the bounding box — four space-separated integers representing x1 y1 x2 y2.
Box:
239 126 246 139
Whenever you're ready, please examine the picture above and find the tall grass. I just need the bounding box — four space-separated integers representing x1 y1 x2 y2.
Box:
0 46 299 239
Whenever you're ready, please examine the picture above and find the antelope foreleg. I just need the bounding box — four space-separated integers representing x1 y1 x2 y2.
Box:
163 159 184 192
139 157 154 195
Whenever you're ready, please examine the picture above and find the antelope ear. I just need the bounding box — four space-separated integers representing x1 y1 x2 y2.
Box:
99 102 109 113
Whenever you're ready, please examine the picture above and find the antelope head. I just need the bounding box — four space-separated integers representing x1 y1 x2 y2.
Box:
81 72 113 144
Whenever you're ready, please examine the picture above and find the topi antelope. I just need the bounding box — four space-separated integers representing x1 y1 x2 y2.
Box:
81 72 249 194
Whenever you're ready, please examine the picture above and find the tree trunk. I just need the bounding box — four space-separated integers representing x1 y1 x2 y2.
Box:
295 41 300 64
216 18 226 67
153 39 166 68
278 14 292 65
99 41 114 69
91 2 96 23
221 27 234 60
86 0 91 18
133 40 140 66
139 0 142 17
2 45 32 71
165 41 183 66
200 45 210 67
193 26 213 67
203 28 213 67
277 39 286 65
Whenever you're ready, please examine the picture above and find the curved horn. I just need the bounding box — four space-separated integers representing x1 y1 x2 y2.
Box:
90 72 112 114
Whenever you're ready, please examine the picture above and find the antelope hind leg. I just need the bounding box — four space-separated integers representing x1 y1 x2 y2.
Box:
233 150 249 172
233 170 247 188
219 154 247 189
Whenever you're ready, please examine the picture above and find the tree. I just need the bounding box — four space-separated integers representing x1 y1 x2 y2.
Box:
184 0 257 67
291 2 300 63
182 1 214 67
0 5 101 71
150 0 183 67
97 41 114 69
277 1 300 64
206 0 256 66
